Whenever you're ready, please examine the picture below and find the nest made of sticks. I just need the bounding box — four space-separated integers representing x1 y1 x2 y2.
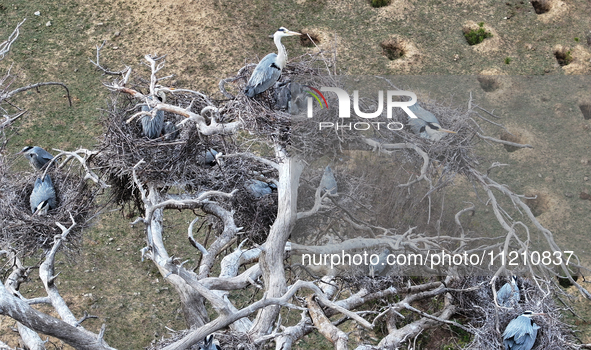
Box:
94 82 281 241
224 53 350 154
0 162 98 256
453 276 577 349
148 330 258 350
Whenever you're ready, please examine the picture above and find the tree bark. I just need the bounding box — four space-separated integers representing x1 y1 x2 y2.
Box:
250 152 304 335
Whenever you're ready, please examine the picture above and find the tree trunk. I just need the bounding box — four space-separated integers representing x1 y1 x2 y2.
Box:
251 153 304 335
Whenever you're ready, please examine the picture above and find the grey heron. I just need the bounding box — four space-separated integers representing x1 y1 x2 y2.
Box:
497 276 520 307
320 165 337 195
163 121 179 141
244 27 301 98
199 334 222 350
198 148 218 167
30 175 57 215
408 103 457 141
369 248 390 277
503 311 544 350
19 146 54 170
275 81 307 114
140 92 166 139
245 179 274 198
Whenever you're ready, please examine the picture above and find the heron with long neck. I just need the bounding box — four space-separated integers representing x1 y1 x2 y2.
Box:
244 27 301 97
407 103 457 141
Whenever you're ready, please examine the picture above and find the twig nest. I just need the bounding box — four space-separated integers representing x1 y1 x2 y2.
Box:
0 166 97 256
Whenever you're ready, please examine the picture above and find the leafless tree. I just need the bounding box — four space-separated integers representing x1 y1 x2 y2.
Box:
1 24 589 349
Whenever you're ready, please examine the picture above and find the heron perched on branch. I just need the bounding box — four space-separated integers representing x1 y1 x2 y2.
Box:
19 146 54 170
141 91 166 139
244 27 301 98
503 311 544 350
497 276 520 307
408 103 456 141
30 175 57 215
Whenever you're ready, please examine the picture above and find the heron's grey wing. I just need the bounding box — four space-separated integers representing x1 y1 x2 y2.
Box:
35 147 54 164
275 83 291 110
497 283 512 307
205 149 218 165
407 117 427 134
163 121 179 141
503 317 536 350
246 53 281 95
245 179 272 198
30 177 43 213
518 323 539 350
408 103 439 124
141 109 164 139
30 175 56 212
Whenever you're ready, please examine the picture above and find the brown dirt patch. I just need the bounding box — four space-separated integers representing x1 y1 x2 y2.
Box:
524 190 551 217
300 30 322 48
531 0 552 14
579 103 591 120
299 27 341 54
477 75 502 92
523 188 570 230
381 36 422 72
560 46 591 75
500 130 526 152
373 0 414 21
533 0 568 23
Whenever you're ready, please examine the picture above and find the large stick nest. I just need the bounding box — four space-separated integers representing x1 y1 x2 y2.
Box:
0 160 97 256
453 276 577 349
94 78 281 241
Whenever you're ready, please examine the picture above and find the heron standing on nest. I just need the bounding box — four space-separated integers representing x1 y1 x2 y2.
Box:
408 103 457 141
502 311 544 350
19 146 54 170
244 27 301 98
141 91 166 139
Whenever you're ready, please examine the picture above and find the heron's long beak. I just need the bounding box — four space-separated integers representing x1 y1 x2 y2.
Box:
440 128 457 134
287 30 302 36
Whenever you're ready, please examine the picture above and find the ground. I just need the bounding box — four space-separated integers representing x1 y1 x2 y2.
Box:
1 0 591 348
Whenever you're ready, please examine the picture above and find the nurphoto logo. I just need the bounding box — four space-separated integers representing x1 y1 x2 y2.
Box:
304 86 420 131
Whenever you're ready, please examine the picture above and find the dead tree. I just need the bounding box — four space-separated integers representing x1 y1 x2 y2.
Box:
0 26 587 348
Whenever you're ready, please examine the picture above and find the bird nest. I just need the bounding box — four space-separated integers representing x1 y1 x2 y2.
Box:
94 85 281 241
148 330 257 350
224 53 350 156
452 276 577 349
0 163 98 256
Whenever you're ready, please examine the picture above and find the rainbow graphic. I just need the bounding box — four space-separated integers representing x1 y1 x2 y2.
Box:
304 86 329 109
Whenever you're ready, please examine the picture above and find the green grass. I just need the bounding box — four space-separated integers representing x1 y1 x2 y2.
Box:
369 0 391 8
464 22 493 46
